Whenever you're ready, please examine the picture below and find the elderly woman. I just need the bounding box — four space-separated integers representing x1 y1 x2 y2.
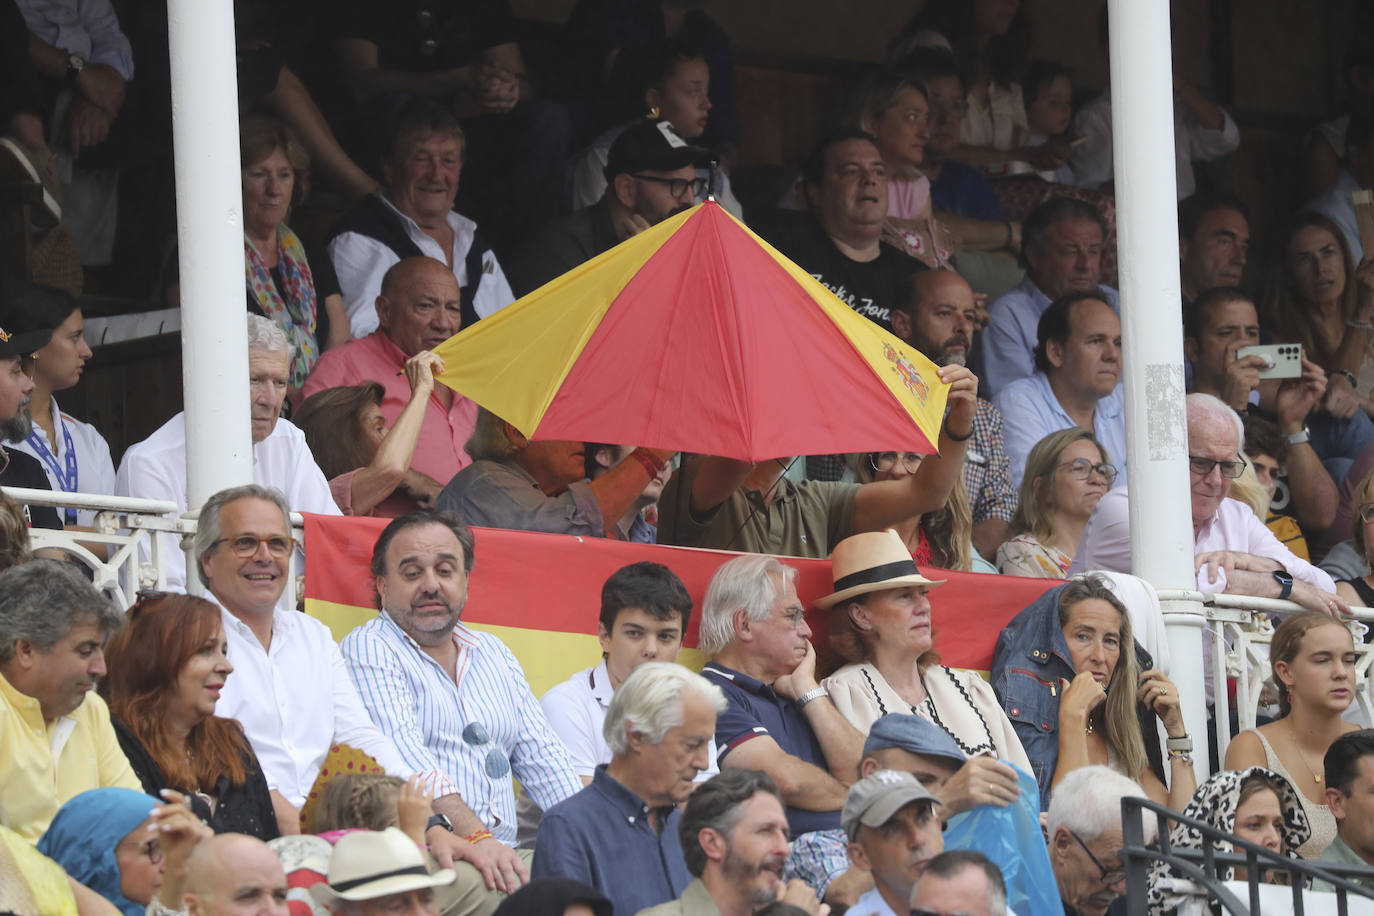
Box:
996 428 1115 578
294 351 443 516
240 114 350 392
100 593 279 839
991 575 1196 810
1224 611 1360 858
1147 768 1309 910
820 529 1031 783
37 788 210 916
3 283 114 526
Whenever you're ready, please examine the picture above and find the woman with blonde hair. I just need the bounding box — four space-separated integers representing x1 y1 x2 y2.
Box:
1224 610 1360 858
996 428 1115 578
851 450 973 570
992 575 1195 810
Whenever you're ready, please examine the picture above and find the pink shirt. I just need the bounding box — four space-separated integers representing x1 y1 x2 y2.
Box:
1068 488 1336 593
302 332 477 487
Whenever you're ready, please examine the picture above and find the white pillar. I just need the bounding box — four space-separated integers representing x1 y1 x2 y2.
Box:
1107 0 1208 779
166 1 252 538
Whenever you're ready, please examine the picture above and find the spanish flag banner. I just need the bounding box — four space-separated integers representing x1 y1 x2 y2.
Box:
303 515 1057 694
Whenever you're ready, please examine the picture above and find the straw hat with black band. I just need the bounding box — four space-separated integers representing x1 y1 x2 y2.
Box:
309 828 456 905
814 529 945 609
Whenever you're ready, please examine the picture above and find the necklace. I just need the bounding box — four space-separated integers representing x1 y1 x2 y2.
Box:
1287 720 1324 785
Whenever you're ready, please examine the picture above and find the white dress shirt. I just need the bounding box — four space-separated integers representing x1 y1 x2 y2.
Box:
213 603 454 807
327 195 514 337
114 412 341 590
14 0 135 80
343 612 582 845
7 396 116 526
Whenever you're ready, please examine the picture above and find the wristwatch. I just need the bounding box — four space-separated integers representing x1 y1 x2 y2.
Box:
1272 569 1294 601
426 813 453 833
1285 427 1311 446
795 686 829 710
65 53 85 84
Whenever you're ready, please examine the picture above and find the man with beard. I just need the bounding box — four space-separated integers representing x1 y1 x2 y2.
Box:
0 281 61 529
343 509 582 899
0 559 140 840
635 769 827 916
533 662 726 916
890 270 1015 558
505 118 713 296
980 197 1119 397
842 770 944 916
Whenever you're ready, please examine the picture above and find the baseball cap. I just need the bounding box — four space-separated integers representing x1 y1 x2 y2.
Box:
604 119 714 181
863 714 968 768
842 769 940 841
0 280 64 358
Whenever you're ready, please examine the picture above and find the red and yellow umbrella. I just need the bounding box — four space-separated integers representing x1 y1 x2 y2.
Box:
433 202 950 461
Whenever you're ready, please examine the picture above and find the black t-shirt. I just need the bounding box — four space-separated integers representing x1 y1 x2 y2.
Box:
335 0 517 71
504 201 620 297
752 210 925 327
0 447 62 530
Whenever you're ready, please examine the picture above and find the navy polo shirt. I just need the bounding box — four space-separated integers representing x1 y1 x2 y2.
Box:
700 662 842 836
532 766 691 916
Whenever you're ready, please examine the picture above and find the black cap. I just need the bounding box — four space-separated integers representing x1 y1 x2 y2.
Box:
604 119 714 182
0 280 67 358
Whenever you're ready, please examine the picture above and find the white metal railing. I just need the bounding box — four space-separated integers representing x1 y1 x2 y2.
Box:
1157 588 1374 770
2 486 305 610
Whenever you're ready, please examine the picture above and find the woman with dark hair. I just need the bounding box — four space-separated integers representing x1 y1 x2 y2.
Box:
293 351 442 516
992 575 1195 810
3 282 115 526
820 529 1031 780
1264 211 1374 420
1225 611 1360 858
1146 768 1309 909
492 878 612 916
996 428 1115 578
240 113 350 392
100 593 279 839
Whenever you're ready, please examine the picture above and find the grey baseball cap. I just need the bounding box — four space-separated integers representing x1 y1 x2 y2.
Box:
863 714 968 768
842 769 940 841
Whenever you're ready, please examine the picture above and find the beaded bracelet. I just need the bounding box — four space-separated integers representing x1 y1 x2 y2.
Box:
464 829 495 844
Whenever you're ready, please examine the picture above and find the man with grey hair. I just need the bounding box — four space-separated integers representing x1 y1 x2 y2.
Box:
116 313 341 590
697 555 866 907
0 558 141 840
1070 392 1342 613
201 486 466 865
1046 765 1154 916
909 850 1007 916
533 661 727 916
436 406 682 537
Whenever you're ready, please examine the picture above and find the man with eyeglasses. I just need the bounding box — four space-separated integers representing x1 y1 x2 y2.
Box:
117 314 341 592
342 509 583 907
505 118 713 297
994 290 1126 491
200 486 474 877
1069 393 1343 618
909 850 1007 916
890 269 1017 558
1046 765 1153 916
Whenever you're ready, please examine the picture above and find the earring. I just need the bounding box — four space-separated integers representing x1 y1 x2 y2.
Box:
648 105 660 119
1287 689 1294 705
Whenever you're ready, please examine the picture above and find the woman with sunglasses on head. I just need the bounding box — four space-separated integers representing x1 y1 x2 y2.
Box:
997 428 1114 578
1224 611 1360 858
99 593 280 839
851 450 978 570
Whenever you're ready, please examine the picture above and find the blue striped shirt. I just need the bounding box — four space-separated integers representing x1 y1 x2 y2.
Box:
342 612 582 844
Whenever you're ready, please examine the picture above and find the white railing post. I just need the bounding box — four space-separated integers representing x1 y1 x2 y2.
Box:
1108 0 1208 780
166 0 253 593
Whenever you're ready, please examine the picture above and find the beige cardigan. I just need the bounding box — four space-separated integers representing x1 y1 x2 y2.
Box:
823 661 1032 773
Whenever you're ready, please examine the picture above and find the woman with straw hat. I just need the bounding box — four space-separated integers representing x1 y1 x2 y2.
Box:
818 529 1031 781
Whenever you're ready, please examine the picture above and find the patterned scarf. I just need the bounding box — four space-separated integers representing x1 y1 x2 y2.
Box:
245 225 319 388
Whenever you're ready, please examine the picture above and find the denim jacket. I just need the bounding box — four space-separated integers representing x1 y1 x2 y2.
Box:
990 584 1156 809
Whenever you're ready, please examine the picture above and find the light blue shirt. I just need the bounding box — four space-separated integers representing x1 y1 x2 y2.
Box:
342 612 582 845
979 276 1120 398
1309 170 1362 264
15 0 134 79
993 371 1127 492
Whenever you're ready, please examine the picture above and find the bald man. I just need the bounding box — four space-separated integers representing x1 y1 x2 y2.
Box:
183 834 289 916
890 269 1016 559
302 256 477 509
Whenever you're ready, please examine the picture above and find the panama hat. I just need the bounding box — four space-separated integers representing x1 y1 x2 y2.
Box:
814 529 945 609
309 828 456 904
